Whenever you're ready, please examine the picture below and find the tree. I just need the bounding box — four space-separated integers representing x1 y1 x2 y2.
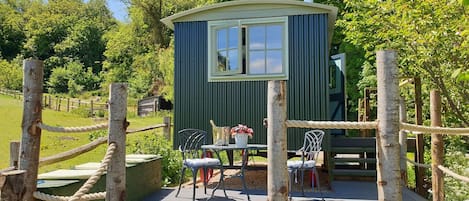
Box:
0 58 22 90
338 0 469 127
0 3 25 60
23 0 115 82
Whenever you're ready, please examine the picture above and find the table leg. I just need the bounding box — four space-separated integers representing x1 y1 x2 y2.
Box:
240 148 251 201
226 150 234 167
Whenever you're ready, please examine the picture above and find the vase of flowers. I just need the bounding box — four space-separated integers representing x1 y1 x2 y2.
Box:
231 124 253 148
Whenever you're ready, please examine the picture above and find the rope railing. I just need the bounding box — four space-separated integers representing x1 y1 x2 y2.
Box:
400 122 469 136
33 192 106 201
285 120 378 129
33 143 117 201
438 165 469 183
37 122 108 133
126 123 167 134
405 158 431 169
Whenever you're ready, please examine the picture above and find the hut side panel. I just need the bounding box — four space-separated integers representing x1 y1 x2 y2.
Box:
287 14 329 149
173 14 329 150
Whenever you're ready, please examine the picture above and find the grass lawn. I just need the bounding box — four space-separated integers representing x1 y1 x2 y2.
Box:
0 94 170 173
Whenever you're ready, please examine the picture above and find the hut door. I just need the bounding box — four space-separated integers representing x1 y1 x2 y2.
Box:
329 53 346 135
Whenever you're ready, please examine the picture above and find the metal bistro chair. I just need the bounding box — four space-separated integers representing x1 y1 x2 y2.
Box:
287 130 325 199
175 129 227 200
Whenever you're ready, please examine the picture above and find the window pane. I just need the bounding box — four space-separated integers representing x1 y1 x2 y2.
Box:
249 25 265 50
217 51 227 72
217 29 227 50
228 50 238 71
266 50 283 74
249 51 265 74
266 25 282 49
228 27 238 49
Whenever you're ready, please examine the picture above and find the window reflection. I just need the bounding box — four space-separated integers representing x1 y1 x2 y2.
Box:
216 26 238 73
248 24 283 75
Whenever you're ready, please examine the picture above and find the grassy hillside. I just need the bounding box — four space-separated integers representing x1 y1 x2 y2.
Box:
0 94 169 173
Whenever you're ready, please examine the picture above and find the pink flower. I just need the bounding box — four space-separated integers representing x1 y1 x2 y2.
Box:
230 124 254 138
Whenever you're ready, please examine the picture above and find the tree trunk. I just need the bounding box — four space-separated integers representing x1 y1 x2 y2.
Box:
376 50 402 201
267 80 288 201
106 83 128 201
19 59 43 201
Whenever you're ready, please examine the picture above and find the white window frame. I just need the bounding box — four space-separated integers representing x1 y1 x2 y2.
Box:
208 17 289 82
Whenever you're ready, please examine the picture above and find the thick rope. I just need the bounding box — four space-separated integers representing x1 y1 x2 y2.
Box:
69 143 116 201
400 123 469 136
285 120 378 129
37 122 108 133
405 158 431 168
438 165 469 183
33 191 106 201
33 143 116 201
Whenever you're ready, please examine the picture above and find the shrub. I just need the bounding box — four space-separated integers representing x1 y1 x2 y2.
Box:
128 133 182 187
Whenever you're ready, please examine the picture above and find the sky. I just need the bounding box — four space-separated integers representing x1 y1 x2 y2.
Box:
107 0 128 22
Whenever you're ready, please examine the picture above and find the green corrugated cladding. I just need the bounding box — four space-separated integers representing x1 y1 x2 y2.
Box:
173 14 330 150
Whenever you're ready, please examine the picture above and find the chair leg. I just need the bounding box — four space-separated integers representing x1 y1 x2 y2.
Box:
191 168 198 201
300 169 305 196
203 167 207 195
288 170 294 199
176 167 186 197
211 167 228 199
314 168 320 192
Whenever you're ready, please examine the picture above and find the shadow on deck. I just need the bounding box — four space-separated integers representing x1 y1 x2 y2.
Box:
143 181 427 201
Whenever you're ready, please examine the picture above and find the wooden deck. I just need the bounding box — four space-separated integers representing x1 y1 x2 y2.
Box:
143 181 427 201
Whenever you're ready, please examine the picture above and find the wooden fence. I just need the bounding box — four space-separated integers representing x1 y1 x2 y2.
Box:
1 88 108 117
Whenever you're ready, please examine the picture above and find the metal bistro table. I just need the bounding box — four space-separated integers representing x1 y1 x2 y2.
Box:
201 144 267 201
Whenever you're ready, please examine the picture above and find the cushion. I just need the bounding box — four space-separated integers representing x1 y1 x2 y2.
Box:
287 160 316 169
184 158 221 167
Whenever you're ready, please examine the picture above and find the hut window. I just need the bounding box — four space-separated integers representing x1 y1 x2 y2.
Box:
208 17 288 82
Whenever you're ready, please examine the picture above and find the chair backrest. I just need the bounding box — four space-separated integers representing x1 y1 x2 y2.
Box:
177 129 208 160
301 130 325 161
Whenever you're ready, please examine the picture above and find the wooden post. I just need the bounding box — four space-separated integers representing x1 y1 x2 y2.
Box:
430 90 444 201
55 96 59 111
19 59 43 201
376 50 402 201
1 170 26 200
414 77 426 196
10 141 20 168
399 97 408 186
107 83 128 201
90 100 94 116
43 95 46 108
364 88 371 137
67 98 70 112
267 80 288 201
163 116 171 140
48 95 51 109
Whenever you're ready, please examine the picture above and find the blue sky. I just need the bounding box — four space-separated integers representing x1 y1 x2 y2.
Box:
107 0 128 22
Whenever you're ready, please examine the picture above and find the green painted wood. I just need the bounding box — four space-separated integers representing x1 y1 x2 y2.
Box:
173 14 330 150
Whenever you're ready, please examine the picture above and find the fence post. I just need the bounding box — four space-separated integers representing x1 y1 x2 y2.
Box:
10 141 20 168
48 95 51 109
399 97 408 186
376 50 402 201
19 59 43 200
431 90 444 201
163 116 171 140
267 80 288 201
1 170 26 200
107 83 128 201
90 100 94 117
67 98 70 112
58 97 62 111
